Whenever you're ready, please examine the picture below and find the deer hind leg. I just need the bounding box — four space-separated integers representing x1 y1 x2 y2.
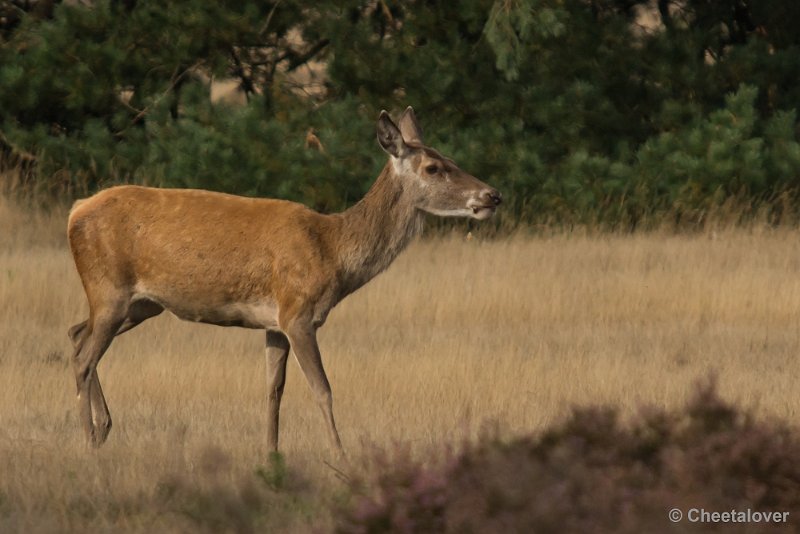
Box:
284 322 343 456
72 300 128 447
68 321 89 348
265 330 290 452
69 320 112 442
114 299 164 336
88 371 112 444
69 299 163 445
69 299 163 348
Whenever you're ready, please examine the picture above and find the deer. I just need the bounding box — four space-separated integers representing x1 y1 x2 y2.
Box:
67 107 502 456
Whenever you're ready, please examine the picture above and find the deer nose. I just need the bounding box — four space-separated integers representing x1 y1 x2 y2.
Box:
483 189 502 206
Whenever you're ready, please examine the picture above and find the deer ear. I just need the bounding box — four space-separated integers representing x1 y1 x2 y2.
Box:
398 106 424 145
376 110 408 158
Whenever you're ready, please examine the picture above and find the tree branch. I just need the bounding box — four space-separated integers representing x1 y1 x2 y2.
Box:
657 0 673 31
258 0 282 37
230 47 256 101
115 61 202 137
282 39 330 72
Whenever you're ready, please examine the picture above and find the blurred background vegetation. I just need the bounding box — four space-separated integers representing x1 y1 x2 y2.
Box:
1 0 800 229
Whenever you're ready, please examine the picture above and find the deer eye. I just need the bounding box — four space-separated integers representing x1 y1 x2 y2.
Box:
425 164 439 175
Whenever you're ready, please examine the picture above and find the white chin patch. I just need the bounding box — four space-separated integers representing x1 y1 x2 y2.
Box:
422 207 474 218
471 207 496 220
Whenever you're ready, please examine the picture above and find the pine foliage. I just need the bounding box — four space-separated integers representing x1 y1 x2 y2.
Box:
1 0 800 227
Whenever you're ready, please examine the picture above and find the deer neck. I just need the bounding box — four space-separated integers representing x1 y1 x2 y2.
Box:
335 162 424 294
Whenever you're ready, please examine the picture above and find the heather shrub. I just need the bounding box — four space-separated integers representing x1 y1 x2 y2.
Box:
335 380 800 533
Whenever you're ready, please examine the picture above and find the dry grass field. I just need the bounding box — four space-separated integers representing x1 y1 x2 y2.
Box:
2 194 800 532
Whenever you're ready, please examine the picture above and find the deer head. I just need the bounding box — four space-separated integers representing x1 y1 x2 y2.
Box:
376 107 502 221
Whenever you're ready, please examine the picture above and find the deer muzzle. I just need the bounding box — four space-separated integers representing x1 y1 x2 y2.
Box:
467 188 502 220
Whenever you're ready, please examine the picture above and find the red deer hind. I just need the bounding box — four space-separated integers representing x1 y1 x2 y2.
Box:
67 107 502 455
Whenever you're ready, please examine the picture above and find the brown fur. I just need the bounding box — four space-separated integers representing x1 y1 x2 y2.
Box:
67 107 501 455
